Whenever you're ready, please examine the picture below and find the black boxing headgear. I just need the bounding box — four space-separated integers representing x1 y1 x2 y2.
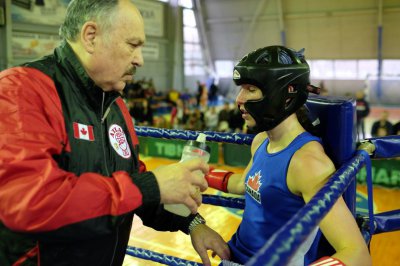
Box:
233 45 312 131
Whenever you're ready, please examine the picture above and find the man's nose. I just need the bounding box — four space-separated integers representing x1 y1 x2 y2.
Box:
133 48 144 67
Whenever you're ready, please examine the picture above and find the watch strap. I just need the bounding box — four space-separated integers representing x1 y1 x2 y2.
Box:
188 213 206 234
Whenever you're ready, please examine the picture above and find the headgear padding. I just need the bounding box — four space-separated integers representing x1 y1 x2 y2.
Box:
233 45 310 131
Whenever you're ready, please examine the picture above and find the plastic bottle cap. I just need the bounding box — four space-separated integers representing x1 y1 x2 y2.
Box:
196 133 207 143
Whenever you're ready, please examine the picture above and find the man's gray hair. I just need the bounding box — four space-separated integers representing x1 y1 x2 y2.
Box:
59 0 119 41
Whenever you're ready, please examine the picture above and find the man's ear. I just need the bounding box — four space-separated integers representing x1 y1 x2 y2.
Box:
80 21 97 53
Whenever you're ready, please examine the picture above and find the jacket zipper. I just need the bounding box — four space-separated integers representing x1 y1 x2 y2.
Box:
101 92 111 177
101 92 120 266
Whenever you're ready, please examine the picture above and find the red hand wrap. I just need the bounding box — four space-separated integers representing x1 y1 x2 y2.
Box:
205 168 233 192
309 256 345 266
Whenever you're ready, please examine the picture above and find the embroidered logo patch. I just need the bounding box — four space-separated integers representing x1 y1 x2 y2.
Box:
108 124 131 159
73 122 95 141
245 170 262 203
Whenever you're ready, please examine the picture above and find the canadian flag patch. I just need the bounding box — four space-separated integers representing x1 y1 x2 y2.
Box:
73 122 95 141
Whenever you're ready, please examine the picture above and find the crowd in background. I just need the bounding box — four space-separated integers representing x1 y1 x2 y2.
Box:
323 84 400 139
355 89 400 138
123 78 247 134
123 78 400 138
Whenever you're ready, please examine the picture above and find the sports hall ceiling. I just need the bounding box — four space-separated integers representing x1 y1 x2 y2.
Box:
193 0 400 62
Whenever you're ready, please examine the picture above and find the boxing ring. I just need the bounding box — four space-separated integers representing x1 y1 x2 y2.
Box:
126 96 400 266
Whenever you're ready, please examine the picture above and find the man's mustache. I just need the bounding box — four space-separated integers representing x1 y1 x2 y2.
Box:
126 67 136 76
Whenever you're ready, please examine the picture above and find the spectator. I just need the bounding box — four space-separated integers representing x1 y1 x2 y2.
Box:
319 81 329 96
205 106 219 131
186 109 205 131
167 88 180 106
218 102 231 132
139 99 154 126
371 110 393 137
208 80 219 105
392 121 400 135
355 90 370 140
200 84 208 110
196 80 203 107
229 107 245 133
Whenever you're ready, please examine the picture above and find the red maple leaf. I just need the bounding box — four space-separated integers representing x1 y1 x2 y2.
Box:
248 171 261 191
80 128 87 135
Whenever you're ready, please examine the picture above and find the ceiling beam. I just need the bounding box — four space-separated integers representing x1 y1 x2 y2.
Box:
193 0 215 76
236 0 269 57
206 7 400 24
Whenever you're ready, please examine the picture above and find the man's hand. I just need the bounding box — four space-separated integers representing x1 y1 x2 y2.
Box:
152 158 209 214
190 224 230 266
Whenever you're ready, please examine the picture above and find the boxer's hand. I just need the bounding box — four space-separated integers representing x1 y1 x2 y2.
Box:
204 168 233 192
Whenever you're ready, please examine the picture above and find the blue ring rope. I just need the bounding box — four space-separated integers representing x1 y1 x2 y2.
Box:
362 150 375 236
202 194 245 209
135 126 254 145
126 246 202 266
129 127 377 266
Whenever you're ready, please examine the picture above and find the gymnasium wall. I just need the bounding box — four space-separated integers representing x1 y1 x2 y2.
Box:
199 0 400 104
0 0 185 91
1 0 400 97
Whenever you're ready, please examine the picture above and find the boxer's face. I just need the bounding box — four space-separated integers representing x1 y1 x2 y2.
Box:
236 84 263 127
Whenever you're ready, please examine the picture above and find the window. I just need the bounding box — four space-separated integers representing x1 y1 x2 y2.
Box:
183 26 199 43
184 43 203 60
334 60 357 79
309 59 399 80
383 60 400 78
182 0 205 76
215 60 234 78
183 9 196 27
184 62 206 75
358 60 378 79
179 0 193 8
156 0 193 8
309 60 334 79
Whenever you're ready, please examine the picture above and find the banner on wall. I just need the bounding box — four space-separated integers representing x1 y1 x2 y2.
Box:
357 159 400 188
11 0 69 26
11 0 164 36
12 32 60 59
132 0 164 37
138 137 219 164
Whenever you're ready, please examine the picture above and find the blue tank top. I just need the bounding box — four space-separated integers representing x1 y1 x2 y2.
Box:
228 132 322 265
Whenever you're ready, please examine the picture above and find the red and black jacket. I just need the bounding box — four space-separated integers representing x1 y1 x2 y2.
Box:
0 41 194 266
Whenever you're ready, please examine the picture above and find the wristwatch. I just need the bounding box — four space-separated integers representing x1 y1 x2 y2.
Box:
188 213 206 234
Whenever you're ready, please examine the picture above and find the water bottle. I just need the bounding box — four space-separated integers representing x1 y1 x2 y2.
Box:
164 133 211 216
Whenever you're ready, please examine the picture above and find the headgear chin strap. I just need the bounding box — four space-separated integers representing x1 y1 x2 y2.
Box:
233 45 319 131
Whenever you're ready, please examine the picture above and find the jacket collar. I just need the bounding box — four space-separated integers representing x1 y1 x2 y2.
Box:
55 41 119 111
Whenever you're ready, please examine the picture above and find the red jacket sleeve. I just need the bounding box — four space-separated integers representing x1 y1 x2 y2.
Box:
0 67 147 232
